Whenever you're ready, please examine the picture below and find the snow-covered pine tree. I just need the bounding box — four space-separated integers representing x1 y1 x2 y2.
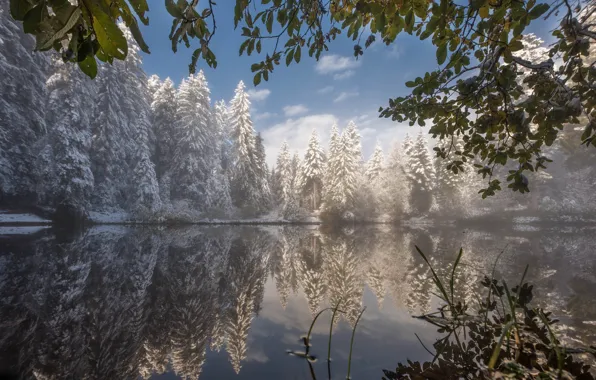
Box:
91 66 130 209
433 136 469 214
275 141 293 205
254 132 272 210
229 81 269 214
213 100 234 176
323 122 362 215
147 75 162 101
290 152 301 194
0 3 48 203
171 71 214 208
41 56 96 221
151 78 177 181
299 129 326 211
379 141 410 220
124 28 161 214
365 144 384 181
404 132 436 214
91 25 160 212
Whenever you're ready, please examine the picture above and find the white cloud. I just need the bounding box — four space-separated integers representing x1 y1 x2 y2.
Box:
282 104 309 117
255 111 276 121
333 91 359 103
260 110 414 167
247 88 271 102
315 54 361 74
261 114 338 167
333 70 355 80
317 86 334 94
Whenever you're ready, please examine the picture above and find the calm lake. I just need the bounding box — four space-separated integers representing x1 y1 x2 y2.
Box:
0 224 595 379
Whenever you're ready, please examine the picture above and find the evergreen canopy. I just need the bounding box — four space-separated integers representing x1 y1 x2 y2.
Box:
9 0 596 195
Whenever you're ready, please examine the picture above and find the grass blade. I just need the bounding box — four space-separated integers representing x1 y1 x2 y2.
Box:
415 245 451 309
346 307 366 380
488 320 515 369
449 248 463 305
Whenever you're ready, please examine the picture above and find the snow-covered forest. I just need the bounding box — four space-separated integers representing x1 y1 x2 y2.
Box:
1 3 594 223
0 225 594 378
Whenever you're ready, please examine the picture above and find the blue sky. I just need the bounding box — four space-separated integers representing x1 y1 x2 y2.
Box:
138 2 555 166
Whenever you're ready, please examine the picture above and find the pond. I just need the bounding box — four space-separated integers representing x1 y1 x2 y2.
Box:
0 224 595 379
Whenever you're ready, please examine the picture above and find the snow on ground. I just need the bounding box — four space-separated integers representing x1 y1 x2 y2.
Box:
0 210 51 224
0 226 50 235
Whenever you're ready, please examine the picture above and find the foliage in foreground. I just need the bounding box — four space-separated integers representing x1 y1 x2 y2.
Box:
383 247 596 379
8 0 596 196
290 247 596 379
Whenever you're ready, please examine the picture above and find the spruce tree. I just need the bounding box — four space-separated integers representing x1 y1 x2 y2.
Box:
365 144 384 181
42 56 96 220
405 132 436 214
171 71 214 207
323 122 361 214
229 81 269 213
0 4 48 202
275 141 293 205
299 129 326 211
151 78 178 182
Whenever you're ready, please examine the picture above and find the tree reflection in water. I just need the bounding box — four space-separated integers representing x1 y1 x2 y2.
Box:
0 225 594 379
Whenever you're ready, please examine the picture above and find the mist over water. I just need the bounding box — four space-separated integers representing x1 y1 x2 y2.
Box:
0 224 594 379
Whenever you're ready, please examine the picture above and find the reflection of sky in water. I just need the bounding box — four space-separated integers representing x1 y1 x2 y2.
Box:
0 225 594 379
154 280 437 379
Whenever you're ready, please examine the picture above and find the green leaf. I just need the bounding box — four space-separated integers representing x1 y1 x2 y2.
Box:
285 49 294 66
165 0 184 18
528 3 549 20
436 43 447 65
405 81 416 88
376 12 386 32
256 40 261 54
36 8 81 51
405 9 414 28
478 6 489 18
266 12 273 33
23 5 43 33
509 40 523 51
294 46 301 63
127 0 149 24
253 72 262 86
10 0 35 20
92 11 128 60
513 22 525 37
78 55 98 79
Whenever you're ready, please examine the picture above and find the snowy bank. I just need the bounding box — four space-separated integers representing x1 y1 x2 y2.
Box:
0 210 51 225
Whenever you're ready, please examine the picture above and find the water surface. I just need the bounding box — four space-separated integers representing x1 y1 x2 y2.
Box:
0 224 594 379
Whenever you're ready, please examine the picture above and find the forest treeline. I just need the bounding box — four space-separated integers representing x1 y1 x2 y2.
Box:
1 3 594 223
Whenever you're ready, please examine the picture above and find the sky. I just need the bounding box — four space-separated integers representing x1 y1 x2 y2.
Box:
138 2 555 167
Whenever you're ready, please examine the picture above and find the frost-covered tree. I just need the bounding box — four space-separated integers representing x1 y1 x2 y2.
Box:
213 100 234 176
91 26 159 212
0 4 48 202
151 78 178 188
229 81 270 213
433 137 469 214
171 71 214 208
275 142 293 205
323 122 362 215
379 141 410 220
254 132 272 210
299 129 326 211
404 133 435 214
365 144 384 181
41 56 96 220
